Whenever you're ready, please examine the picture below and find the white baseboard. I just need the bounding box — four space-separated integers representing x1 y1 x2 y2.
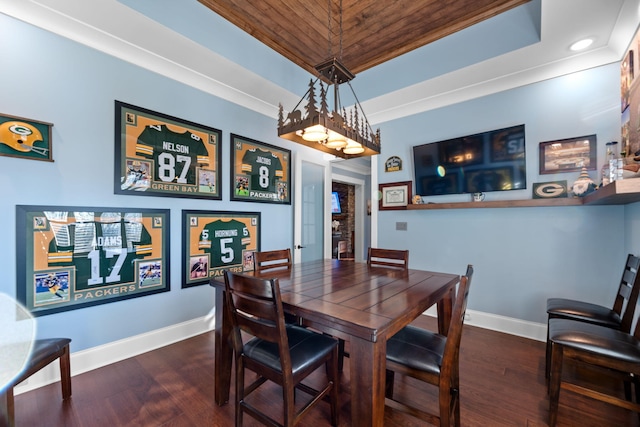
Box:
424 306 547 341
14 315 215 395
14 309 545 395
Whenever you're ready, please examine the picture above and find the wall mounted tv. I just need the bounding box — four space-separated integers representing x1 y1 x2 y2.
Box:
331 191 342 214
413 124 526 197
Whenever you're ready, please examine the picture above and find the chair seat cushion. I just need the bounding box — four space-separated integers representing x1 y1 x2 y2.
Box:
548 318 640 364
546 298 621 329
244 325 337 374
13 338 71 385
386 325 446 376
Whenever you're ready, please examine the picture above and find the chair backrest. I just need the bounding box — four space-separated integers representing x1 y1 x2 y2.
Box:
337 241 351 260
441 264 474 381
254 248 292 272
367 247 409 269
617 254 640 333
223 270 291 365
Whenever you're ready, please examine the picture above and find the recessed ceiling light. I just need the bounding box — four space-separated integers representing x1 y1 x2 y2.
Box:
570 38 594 51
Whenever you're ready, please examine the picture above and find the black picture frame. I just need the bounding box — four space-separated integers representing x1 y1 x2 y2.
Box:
114 100 222 200
0 113 53 162
230 134 291 204
539 135 597 174
16 205 170 317
182 210 261 288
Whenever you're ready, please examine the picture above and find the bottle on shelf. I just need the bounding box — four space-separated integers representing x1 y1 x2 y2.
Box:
606 141 623 183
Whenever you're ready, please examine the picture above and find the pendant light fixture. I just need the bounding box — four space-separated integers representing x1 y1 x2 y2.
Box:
277 0 380 159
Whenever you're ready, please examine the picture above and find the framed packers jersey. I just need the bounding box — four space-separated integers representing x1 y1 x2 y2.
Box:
16 205 170 317
182 210 261 288
114 101 222 200
230 134 291 204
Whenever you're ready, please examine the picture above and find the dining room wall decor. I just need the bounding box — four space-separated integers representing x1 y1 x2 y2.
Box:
114 100 222 200
0 113 53 162
181 210 261 288
229 133 291 204
16 205 170 317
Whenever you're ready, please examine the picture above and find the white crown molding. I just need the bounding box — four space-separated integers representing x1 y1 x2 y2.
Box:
2 0 639 126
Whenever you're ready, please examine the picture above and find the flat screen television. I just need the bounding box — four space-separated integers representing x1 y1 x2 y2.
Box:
413 124 526 197
331 191 342 214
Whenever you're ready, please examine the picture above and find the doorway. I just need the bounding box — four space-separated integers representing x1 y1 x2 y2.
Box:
331 182 354 259
331 173 366 262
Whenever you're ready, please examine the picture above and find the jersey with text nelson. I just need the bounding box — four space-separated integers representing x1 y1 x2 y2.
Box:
135 124 209 189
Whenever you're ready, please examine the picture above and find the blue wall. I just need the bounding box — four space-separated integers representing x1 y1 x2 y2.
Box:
2 9 639 351
0 15 296 351
377 63 638 323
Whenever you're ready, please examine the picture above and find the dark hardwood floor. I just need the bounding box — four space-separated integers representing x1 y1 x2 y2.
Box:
13 316 640 426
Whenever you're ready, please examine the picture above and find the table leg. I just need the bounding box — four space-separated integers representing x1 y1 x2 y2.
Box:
214 286 232 405
437 286 455 335
349 335 386 427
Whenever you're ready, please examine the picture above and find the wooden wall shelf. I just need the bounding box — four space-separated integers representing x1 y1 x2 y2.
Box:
406 179 640 210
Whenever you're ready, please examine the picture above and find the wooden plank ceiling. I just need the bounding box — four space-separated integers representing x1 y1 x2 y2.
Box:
198 0 531 76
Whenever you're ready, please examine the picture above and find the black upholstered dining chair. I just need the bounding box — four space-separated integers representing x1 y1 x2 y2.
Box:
223 270 339 427
547 313 640 426
367 247 409 269
384 265 473 427
1 338 72 426
545 253 640 377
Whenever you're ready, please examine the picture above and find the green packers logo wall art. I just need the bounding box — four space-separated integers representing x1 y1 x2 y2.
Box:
0 113 53 162
114 100 222 200
181 210 261 288
230 134 292 204
16 205 170 317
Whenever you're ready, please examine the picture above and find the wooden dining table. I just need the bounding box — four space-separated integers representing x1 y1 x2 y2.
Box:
209 259 460 427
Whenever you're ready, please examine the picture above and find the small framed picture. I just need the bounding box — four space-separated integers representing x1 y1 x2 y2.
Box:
0 113 53 162
539 135 597 174
379 181 412 211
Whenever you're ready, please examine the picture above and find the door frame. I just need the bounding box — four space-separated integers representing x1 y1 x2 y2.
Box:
331 173 365 262
293 153 332 263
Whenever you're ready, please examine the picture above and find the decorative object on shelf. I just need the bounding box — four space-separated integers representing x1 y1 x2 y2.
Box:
532 181 568 199
571 167 597 197
379 181 412 210
472 192 485 202
385 156 403 172
606 141 624 183
332 220 340 231
277 0 380 159
0 113 53 162
539 134 597 174
412 195 423 204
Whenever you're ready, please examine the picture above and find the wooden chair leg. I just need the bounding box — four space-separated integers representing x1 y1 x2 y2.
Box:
385 369 395 399
545 324 551 379
439 390 452 427
60 344 72 399
1 388 15 427
548 342 563 427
